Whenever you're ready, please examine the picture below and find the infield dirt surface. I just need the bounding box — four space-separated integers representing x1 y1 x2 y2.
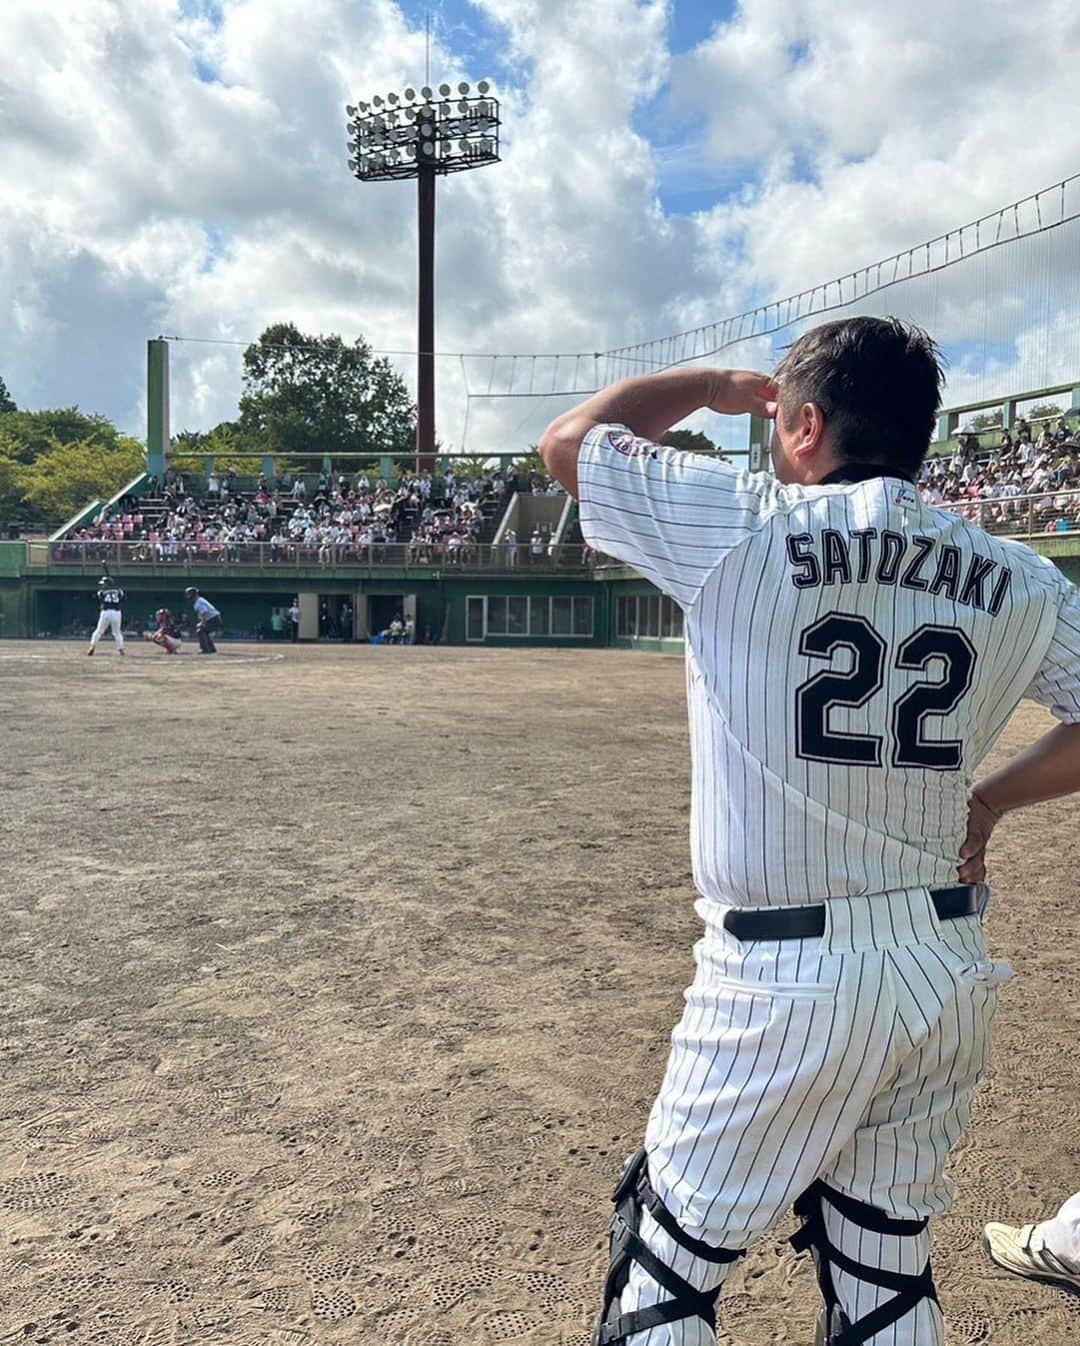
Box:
2 641 1078 1345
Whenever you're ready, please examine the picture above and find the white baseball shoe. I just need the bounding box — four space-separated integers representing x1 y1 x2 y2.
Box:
983 1221 1080 1293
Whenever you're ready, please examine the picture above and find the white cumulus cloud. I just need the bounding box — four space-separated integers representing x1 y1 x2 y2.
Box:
1 0 1078 456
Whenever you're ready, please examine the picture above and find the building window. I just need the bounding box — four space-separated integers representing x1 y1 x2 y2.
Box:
507 594 528 635
616 591 684 641
573 595 593 635
487 595 507 634
468 594 594 640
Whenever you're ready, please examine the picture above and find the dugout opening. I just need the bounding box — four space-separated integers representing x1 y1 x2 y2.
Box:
367 593 416 643
317 594 355 641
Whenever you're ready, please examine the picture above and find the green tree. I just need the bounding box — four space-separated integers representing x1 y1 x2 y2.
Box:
970 411 1002 430
0 407 146 527
661 428 725 457
237 323 415 461
1029 402 1064 422
168 428 216 477
513 448 546 481
0 375 15 415
444 455 493 480
20 435 145 524
0 407 122 464
0 454 21 511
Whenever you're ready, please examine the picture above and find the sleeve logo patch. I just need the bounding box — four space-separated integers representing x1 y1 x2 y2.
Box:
605 430 657 459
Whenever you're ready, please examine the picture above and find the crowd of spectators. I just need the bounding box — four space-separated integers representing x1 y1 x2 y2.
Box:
919 412 1080 533
55 462 512 565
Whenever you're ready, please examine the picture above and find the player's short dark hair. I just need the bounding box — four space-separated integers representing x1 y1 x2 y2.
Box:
773 316 945 476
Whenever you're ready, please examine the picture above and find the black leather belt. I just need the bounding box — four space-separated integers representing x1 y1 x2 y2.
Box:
722 885 980 942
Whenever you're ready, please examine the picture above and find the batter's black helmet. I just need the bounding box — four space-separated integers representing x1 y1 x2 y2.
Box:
184 586 198 599
98 575 112 585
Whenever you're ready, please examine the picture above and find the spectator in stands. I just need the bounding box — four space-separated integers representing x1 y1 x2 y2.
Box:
53 458 555 570
530 528 545 565
505 528 518 567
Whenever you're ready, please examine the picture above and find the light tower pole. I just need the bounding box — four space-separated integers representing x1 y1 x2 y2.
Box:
346 82 501 473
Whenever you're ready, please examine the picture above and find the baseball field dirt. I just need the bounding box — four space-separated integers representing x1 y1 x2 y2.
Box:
2 641 1077 1345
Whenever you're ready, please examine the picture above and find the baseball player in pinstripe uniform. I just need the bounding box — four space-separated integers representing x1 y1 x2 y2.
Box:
539 317 1080 1346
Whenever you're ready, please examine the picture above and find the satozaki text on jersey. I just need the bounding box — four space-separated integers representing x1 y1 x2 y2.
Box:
785 526 1013 614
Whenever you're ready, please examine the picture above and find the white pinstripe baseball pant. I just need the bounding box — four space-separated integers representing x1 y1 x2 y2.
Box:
616 887 1010 1346
89 609 124 650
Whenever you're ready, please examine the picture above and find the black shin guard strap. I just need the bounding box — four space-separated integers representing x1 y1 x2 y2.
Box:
791 1181 938 1346
594 1149 744 1346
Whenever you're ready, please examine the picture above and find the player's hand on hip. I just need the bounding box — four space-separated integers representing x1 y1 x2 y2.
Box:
957 790 1001 884
705 370 779 419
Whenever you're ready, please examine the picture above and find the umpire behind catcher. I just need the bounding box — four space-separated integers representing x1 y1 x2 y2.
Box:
539 316 1080 1346
185 587 223 655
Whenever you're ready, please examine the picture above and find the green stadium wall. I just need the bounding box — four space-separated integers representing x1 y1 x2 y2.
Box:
17 568 609 647
4 541 1079 644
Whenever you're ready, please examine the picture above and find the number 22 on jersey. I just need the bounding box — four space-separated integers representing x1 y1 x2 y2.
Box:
795 612 977 770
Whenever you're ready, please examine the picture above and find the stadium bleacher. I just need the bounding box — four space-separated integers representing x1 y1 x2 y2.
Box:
45 397 1080 575
52 463 518 567
922 408 1080 534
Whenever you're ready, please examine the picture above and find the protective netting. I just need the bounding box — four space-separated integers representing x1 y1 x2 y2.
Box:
165 174 1080 461
458 176 1080 455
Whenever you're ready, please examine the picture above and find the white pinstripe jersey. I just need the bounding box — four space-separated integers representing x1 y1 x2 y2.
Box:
578 424 1080 910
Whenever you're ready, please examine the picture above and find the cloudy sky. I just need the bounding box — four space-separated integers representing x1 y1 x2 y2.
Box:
3 0 1080 455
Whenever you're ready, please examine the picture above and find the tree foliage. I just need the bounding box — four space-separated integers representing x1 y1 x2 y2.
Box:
0 406 145 528
661 428 725 457
1028 401 1064 422
237 323 415 460
21 435 145 522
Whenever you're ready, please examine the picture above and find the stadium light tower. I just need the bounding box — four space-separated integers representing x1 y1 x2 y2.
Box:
346 81 501 473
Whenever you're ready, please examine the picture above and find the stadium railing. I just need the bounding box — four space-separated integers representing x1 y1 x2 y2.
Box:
25 488 1079 576
934 486 1080 536
26 540 606 573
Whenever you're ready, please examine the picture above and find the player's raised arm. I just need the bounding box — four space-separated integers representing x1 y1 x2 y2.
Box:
538 368 777 498
539 369 781 609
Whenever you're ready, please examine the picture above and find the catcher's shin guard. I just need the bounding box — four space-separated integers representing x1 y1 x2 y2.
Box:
792 1181 939 1346
593 1149 744 1345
